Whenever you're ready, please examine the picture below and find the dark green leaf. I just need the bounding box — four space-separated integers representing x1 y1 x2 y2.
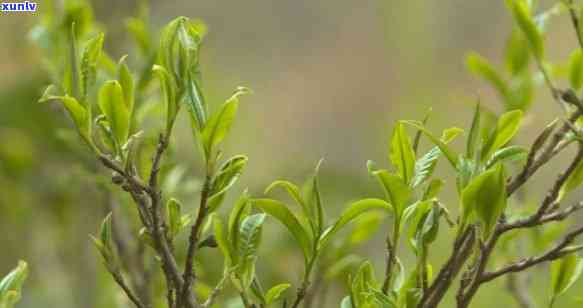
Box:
166 198 182 238
467 102 481 159
80 33 104 100
207 155 248 212
152 65 178 134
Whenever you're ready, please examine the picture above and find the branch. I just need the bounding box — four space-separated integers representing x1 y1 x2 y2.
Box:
110 270 149 308
480 225 583 283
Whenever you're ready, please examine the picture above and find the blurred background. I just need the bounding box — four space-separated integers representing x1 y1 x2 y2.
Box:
1 0 582 307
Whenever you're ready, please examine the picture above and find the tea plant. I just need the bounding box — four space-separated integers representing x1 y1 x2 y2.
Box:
28 0 583 307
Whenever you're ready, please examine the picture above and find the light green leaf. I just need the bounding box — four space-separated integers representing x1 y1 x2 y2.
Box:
325 255 361 281
252 198 313 260
228 192 251 257
348 211 385 245
422 179 444 201
265 283 291 305
508 0 544 60
481 110 523 161
201 87 251 157
0 261 28 297
166 198 182 238
569 49 583 91
213 215 233 267
0 261 28 308
207 155 248 212
98 80 130 144
505 29 530 75
80 32 104 100
264 180 306 212
485 145 527 169
372 170 412 216
401 121 460 169
550 253 583 302
117 56 135 114
411 127 462 187
461 164 507 238
466 52 508 97
184 72 207 132
152 65 179 134
390 122 416 184
100 212 113 249
301 160 325 236
467 102 481 159
319 198 392 250
41 94 92 146
237 214 266 289
559 159 583 202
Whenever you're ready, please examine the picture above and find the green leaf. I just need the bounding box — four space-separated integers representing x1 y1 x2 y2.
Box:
411 128 462 187
80 33 104 100
348 211 385 245
166 198 182 238
467 102 481 159
485 145 527 169
422 179 444 201
569 49 583 91
265 283 291 305
372 170 412 216
264 180 306 212
390 122 416 184
401 121 461 169
213 215 233 267
252 199 313 261
238 214 266 263
466 52 508 97
559 159 583 201
505 29 530 75
237 214 266 289
481 110 523 161
0 261 28 298
40 94 92 146
319 198 392 250
201 87 251 157
159 17 184 80
98 80 130 144
118 56 135 115
340 296 353 308
152 65 179 134
508 0 544 60
100 212 113 249
351 261 378 306
301 160 325 236
461 164 507 238
325 255 361 280
227 193 251 260
207 155 248 212
550 253 583 302
184 72 208 132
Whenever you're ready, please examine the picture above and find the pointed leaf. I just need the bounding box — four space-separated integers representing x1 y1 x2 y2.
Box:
466 52 508 97
481 110 523 161
390 122 416 184
401 121 460 169
202 87 251 156
508 0 544 60
98 80 130 144
319 198 392 250
550 253 583 301
372 170 412 216
252 199 313 260
265 283 291 305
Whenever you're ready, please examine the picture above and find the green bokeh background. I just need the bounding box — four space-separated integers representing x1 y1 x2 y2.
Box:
1 0 582 307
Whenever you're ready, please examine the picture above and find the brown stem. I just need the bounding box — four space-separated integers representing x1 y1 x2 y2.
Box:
179 174 212 307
